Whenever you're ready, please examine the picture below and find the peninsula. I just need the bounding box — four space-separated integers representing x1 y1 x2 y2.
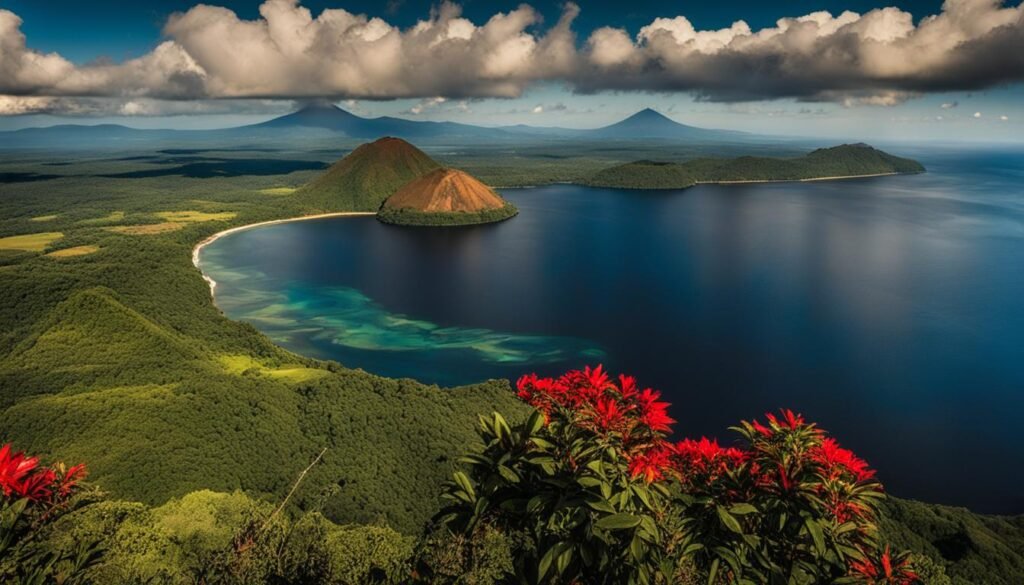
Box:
585 143 925 189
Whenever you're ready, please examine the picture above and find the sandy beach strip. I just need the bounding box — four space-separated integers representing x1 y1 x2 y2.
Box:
192 211 376 295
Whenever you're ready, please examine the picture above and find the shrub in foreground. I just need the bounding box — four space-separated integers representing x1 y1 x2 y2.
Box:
0 442 100 583
430 366 921 584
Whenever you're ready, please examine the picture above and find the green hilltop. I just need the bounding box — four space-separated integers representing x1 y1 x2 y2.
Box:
586 143 925 189
298 136 441 211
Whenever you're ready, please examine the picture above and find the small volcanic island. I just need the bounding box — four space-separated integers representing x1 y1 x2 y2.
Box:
378 167 518 226
301 136 517 227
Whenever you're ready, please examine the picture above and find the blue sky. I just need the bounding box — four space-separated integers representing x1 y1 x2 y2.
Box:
1 0 1021 141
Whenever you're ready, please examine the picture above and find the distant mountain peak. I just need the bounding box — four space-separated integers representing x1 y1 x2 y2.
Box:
294 100 345 112
624 108 674 122
589 107 716 139
254 102 362 131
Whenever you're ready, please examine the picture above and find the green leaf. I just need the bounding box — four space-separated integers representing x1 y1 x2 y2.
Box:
498 464 520 483
474 496 489 518
556 546 574 575
716 506 743 534
452 471 476 501
804 517 826 555
585 460 606 476
493 412 512 443
530 437 556 450
585 498 617 514
538 545 557 582
526 410 545 435
539 542 569 582
629 532 644 561
632 484 654 510
596 512 642 530
458 454 492 467
729 503 758 515
682 542 705 556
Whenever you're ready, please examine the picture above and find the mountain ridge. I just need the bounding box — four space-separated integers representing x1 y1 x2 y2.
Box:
0 105 746 146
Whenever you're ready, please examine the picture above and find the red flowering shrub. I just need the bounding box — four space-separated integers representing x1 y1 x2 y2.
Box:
432 366 676 584
1 443 98 583
1 443 86 505
435 366 920 585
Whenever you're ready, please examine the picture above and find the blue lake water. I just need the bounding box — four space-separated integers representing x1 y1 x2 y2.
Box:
199 144 1024 513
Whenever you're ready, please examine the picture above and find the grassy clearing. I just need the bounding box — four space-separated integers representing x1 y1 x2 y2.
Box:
106 223 184 235
265 366 330 383
259 187 298 196
0 231 63 252
156 211 237 223
217 354 264 374
30 214 59 222
80 211 125 225
47 245 100 258
217 354 328 384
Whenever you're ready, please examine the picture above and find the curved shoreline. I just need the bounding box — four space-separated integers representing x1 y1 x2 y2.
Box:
191 211 376 296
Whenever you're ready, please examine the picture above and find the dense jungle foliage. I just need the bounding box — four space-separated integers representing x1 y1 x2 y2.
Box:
0 142 1019 583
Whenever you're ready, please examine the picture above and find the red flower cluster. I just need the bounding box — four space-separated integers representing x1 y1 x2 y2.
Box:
848 546 920 585
516 365 675 442
0 443 86 504
672 438 747 488
517 368 879 497
812 438 876 483
627 443 674 484
514 367 909 583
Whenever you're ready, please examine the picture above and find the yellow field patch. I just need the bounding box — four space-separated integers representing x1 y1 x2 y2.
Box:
259 187 298 196
30 214 59 222
80 211 125 225
0 232 63 252
106 223 184 235
218 354 262 374
217 354 329 384
47 245 100 258
156 211 236 223
265 367 330 383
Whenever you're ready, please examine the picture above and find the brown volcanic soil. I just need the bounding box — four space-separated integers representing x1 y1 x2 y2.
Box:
382 168 509 213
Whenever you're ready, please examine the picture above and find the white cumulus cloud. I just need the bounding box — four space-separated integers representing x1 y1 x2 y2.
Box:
577 0 1024 103
1 0 1023 115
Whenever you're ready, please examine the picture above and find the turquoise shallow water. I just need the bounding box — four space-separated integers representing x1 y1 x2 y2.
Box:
200 265 605 373
200 144 1024 513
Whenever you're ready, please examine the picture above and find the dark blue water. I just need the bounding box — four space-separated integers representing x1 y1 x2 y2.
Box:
200 145 1024 513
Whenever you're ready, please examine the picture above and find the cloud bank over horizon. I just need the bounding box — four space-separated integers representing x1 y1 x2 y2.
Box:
1 0 1022 116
